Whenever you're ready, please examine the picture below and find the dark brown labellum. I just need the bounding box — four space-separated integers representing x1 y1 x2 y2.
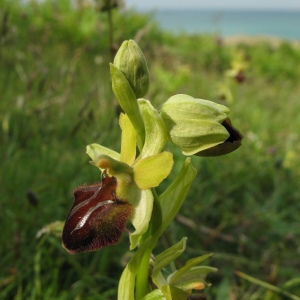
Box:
62 176 133 254
196 118 243 157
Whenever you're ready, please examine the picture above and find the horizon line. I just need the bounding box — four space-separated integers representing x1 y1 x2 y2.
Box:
130 7 300 12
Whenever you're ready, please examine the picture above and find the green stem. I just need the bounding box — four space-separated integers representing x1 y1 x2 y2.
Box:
135 247 152 299
135 189 162 299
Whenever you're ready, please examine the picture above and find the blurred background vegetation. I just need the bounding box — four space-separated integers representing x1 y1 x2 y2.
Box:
1 0 300 299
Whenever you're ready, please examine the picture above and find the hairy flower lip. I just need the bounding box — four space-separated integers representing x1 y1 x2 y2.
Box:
62 175 134 254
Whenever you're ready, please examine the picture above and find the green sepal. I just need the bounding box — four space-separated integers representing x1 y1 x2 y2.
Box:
161 94 229 120
119 113 136 165
167 118 230 156
137 99 167 160
110 63 145 147
134 152 174 190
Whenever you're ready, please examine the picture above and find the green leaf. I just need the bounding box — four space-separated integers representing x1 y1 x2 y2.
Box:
168 254 214 285
158 158 197 235
129 189 153 250
141 289 166 300
119 113 136 165
134 152 174 190
152 238 187 289
137 99 167 160
86 143 120 168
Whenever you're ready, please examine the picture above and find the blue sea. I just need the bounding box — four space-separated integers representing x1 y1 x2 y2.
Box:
152 10 300 41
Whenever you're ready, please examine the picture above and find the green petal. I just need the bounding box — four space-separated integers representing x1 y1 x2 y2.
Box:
133 152 174 190
136 99 167 160
119 113 136 165
129 189 153 250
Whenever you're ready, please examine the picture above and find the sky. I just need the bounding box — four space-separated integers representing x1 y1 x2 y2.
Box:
125 0 300 10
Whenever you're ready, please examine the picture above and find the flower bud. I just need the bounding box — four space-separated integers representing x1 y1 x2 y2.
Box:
160 94 242 156
113 39 150 98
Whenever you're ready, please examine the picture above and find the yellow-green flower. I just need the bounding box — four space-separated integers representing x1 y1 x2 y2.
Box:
85 100 173 250
160 94 243 156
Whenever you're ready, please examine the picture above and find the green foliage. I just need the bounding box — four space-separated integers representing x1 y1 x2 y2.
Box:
1 0 300 299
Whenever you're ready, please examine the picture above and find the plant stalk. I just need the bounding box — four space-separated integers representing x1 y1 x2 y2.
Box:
135 247 152 299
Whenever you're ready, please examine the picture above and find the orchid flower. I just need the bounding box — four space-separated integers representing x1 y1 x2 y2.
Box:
62 100 173 253
62 39 243 300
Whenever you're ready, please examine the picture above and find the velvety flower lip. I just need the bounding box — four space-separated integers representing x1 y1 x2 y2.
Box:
62 175 133 254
